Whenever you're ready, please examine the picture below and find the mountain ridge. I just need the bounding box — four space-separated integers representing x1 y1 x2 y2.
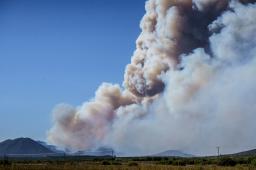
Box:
152 150 194 157
232 149 256 156
0 137 54 155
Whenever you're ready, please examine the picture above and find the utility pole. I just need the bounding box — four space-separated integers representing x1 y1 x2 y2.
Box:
111 149 115 159
3 154 8 165
216 146 220 157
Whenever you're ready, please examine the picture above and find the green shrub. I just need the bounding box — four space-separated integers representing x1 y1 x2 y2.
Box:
163 157 168 161
168 160 174 165
112 162 122 165
217 157 237 166
102 161 111 165
157 160 169 165
128 162 138 166
173 160 186 166
251 159 256 166
145 157 153 161
152 157 162 161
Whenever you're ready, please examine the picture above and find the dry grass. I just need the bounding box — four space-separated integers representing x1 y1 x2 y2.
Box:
1 156 256 170
0 162 254 170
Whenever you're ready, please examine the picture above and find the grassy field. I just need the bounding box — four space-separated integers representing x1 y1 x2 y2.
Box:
0 164 255 170
1 156 256 170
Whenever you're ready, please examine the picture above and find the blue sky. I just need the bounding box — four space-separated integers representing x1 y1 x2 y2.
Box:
0 0 146 141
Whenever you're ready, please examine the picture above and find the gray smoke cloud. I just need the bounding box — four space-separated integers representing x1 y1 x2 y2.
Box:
47 0 256 155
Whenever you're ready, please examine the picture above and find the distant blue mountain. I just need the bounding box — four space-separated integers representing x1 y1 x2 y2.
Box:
152 150 194 157
0 138 194 158
0 138 54 155
232 149 256 156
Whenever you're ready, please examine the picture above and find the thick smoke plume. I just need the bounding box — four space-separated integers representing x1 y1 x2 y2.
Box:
48 0 256 155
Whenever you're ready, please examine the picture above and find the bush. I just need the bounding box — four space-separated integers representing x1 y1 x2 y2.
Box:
152 157 162 161
251 159 256 166
102 161 111 165
0 160 11 166
217 157 237 166
173 160 186 166
112 162 122 165
158 160 168 165
168 160 173 165
128 162 138 166
145 157 153 161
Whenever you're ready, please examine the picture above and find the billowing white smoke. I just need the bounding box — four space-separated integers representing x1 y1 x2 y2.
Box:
47 0 256 155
